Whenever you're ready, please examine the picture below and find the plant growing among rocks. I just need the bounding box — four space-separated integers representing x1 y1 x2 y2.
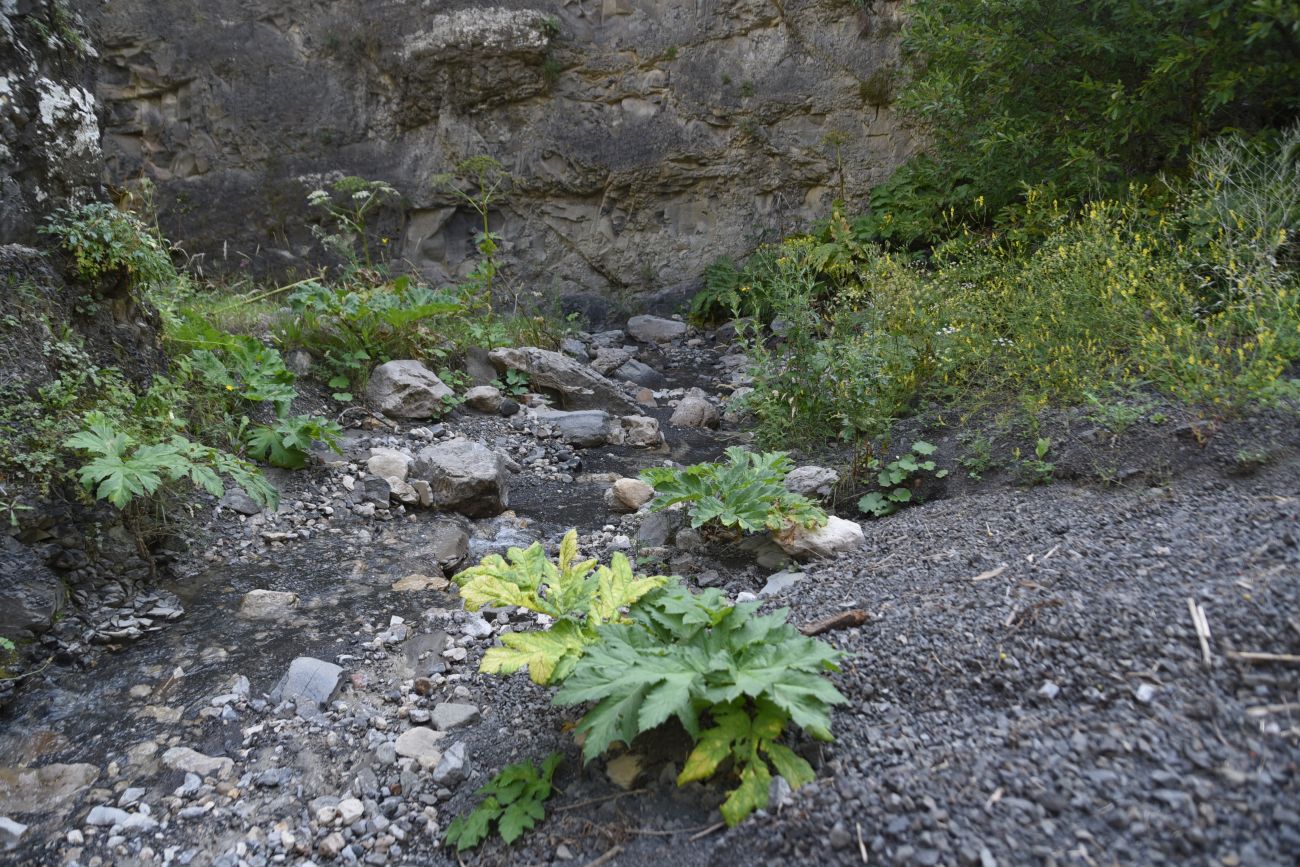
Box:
640 448 827 537
858 440 948 517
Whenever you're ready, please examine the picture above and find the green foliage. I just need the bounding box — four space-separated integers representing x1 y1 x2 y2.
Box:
65 418 277 510
877 0 1300 248
554 582 846 825
431 156 513 308
453 530 668 684
42 204 175 288
444 753 563 852
1014 437 1055 486
492 369 530 397
857 440 949 517
244 415 342 470
640 448 827 534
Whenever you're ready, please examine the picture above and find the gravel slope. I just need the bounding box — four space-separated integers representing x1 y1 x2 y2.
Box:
700 459 1300 867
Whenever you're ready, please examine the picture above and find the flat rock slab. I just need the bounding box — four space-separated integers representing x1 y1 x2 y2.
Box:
627 315 687 343
432 702 480 730
488 346 637 413
0 763 99 815
534 408 615 447
161 747 233 780
271 657 343 709
237 589 299 620
394 726 446 762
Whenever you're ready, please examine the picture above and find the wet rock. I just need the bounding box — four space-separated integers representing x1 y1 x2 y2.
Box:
627 315 687 343
161 748 234 780
359 475 392 506
772 516 865 560
488 347 637 413
669 388 720 429
610 478 655 512
411 439 509 517
367 447 412 482
636 511 682 547
270 656 343 710
620 415 664 448
395 727 445 764
365 360 454 419
0 535 63 636
535 408 616 448
463 385 503 413
432 702 480 730
410 519 471 568
0 763 99 814
237 589 299 620
432 742 470 786
391 573 449 593
784 466 839 501
499 398 521 417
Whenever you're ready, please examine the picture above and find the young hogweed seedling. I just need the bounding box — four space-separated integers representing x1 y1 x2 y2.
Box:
858 440 948 517
444 753 563 851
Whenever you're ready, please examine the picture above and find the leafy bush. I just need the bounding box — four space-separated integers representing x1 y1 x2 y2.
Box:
554 582 847 825
453 530 668 684
640 448 827 535
444 754 563 852
65 418 276 510
878 0 1300 247
42 203 175 288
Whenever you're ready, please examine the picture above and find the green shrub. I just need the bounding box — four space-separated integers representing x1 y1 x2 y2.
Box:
42 204 175 288
640 448 827 535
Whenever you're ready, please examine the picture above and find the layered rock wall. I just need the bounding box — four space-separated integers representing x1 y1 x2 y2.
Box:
82 0 912 307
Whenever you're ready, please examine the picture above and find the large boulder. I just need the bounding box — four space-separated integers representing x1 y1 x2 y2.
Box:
772 517 865 560
488 347 637 413
365 361 454 419
367 447 413 482
627 315 687 343
411 439 509 517
534 408 616 448
463 385 503 413
0 536 62 638
669 388 720 429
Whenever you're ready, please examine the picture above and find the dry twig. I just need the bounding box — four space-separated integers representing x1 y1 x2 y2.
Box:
1227 651 1300 667
800 610 869 636
1187 598 1212 668
583 846 624 867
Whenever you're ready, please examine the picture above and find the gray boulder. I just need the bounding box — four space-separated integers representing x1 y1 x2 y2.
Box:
669 388 720 428
463 385 503 413
620 415 664 448
784 466 840 501
627 315 687 343
534 408 616 448
590 347 632 375
613 358 667 388
488 347 637 413
411 439 509 517
365 360 454 419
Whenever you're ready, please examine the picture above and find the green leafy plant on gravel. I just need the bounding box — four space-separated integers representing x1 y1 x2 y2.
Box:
453 530 668 685
858 440 949 517
554 582 847 826
444 753 563 852
65 417 277 510
244 415 342 470
640 448 827 536
1014 437 1055 486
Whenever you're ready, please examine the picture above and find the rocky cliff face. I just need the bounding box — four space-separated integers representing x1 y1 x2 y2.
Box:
83 0 911 308
1 0 102 243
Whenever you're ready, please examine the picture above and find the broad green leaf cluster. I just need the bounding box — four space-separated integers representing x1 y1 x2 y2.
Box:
65 418 276 510
453 530 667 684
640 447 827 534
444 753 563 851
554 582 846 825
858 440 949 518
458 534 850 831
